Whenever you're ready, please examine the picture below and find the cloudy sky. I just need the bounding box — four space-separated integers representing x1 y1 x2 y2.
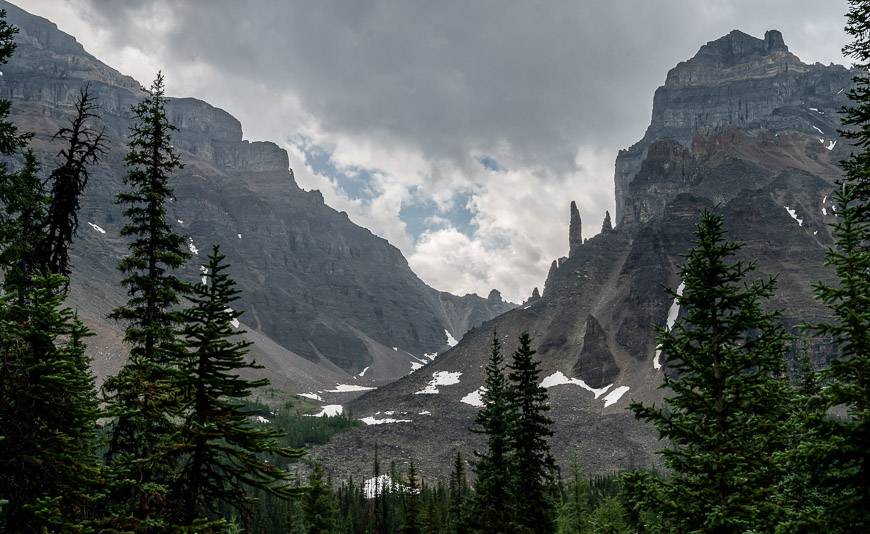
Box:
18 0 850 301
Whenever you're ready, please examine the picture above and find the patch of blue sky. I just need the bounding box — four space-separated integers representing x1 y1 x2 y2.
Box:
399 190 478 241
292 138 379 201
478 155 504 172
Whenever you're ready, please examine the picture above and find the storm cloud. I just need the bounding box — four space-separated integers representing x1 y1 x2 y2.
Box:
19 0 849 300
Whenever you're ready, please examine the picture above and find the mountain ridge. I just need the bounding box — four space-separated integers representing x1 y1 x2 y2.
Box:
0 0 515 392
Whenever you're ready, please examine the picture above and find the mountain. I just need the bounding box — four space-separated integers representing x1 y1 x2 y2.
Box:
316 30 849 479
0 1 515 393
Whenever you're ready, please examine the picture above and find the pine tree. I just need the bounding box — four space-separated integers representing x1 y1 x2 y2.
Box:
101 72 190 530
42 85 107 277
170 246 304 527
401 463 422 534
470 331 516 533
302 462 337 534
507 332 556 533
629 210 791 532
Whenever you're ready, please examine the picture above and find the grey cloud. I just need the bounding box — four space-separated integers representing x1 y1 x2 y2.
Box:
79 0 848 176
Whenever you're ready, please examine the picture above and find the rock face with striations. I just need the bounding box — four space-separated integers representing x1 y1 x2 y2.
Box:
0 1 515 390
317 29 846 481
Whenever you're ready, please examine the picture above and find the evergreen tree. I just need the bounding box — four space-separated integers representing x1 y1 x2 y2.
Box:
401 463 422 534
470 331 515 533
555 460 591 534
170 246 303 528
447 452 468 534
302 462 337 534
507 332 556 533
101 72 190 530
0 274 101 532
629 210 791 532
42 85 107 277
0 152 48 291
791 2 870 529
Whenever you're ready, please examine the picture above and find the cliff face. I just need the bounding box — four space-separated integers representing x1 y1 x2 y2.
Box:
615 29 852 225
0 1 514 389
318 29 845 480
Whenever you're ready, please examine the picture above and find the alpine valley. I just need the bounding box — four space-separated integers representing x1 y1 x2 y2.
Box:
1 2 852 480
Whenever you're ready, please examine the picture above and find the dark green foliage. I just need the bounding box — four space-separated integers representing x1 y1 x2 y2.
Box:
447 452 468 534
171 246 304 528
470 331 515 533
629 210 791 532
42 85 107 277
507 332 556 533
0 275 101 533
789 2 870 529
302 462 338 534
101 71 190 530
0 151 49 291
401 463 422 534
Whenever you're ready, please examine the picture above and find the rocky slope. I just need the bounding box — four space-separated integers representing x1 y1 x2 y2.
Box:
316 29 846 479
0 1 514 393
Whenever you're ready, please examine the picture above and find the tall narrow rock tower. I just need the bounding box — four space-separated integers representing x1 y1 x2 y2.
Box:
569 201 583 256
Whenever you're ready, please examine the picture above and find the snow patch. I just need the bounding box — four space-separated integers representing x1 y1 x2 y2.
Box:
654 281 685 370
460 386 486 407
603 386 630 408
415 370 462 394
88 222 106 234
423 352 438 361
187 237 199 255
784 206 803 226
357 366 370 377
199 265 209 285
826 140 837 151
309 405 343 417
410 361 425 373
224 307 240 329
445 329 458 347
237 233 242 239
418 410 431 415
298 392 323 402
540 371 612 399
812 125 823 135
255 416 270 424
326 384 377 393
392 346 398 351
360 416 412 425
177 219 184 224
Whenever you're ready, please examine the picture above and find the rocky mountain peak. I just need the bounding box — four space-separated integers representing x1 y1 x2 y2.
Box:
601 210 613 233
486 289 503 303
569 200 582 256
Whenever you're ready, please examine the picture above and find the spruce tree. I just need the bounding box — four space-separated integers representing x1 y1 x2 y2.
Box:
101 72 190 530
791 2 870 529
0 274 101 532
401 462 422 534
302 462 337 534
170 246 303 527
447 452 468 534
507 332 556 533
470 331 515 533
629 210 791 532
555 460 591 534
42 85 107 276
